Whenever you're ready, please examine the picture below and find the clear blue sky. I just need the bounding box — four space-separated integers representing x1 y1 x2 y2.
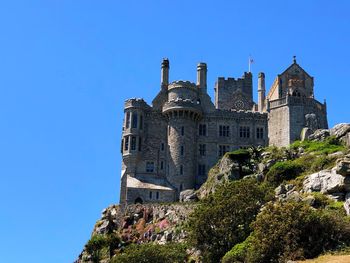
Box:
0 1 349 262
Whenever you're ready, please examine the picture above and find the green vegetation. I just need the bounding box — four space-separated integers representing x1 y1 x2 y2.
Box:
290 136 346 155
85 233 121 263
111 243 188 263
187 178 274 262
225 149 251 178
223 201 350 263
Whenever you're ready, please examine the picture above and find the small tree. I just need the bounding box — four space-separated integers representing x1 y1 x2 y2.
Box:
85 234 108 263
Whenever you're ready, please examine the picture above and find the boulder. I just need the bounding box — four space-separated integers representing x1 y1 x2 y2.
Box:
303 169 347 194
301 127 313 141
330 123 350 139
308 129 330 141
179 189 198 202
336 156 350 176
344 192 350 215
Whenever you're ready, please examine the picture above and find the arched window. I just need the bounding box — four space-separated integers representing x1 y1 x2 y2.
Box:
134 197 143 204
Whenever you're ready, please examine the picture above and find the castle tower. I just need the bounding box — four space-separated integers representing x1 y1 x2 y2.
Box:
161 58 169 90
162 81 202 196
258 72 266 112
197 62 207 92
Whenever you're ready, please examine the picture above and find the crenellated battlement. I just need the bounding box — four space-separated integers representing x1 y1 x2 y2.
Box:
168 80 197 90
124 98 150 110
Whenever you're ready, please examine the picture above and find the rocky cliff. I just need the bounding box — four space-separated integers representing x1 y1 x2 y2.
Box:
77 123 350 263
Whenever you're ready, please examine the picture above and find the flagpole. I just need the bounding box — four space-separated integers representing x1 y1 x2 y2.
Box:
248 56 251 73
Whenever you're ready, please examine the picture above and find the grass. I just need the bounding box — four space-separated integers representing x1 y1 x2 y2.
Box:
290 136 346 155
298 254 350 263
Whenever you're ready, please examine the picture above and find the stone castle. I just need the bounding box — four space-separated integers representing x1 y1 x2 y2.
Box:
119 57 328 205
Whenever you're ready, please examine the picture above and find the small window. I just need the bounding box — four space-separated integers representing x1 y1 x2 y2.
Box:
219 125 230 137
149 191 153 199
180 183 183 192
239 126 250 138
199 144 206 156
146 162 154 173
180 165 183 175
131 136 136 151
125 112 130 129
181 126 185 136
180 146 184 156
199 124 207 136
256 127 264 139
156 192 159 199
121 139 124 153
124 136 129 151
160 161 164 170
138 137 142 151
131 112 138 128
161 143 165 151
139 115 143 130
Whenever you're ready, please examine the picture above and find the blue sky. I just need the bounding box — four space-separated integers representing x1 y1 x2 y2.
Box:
0 1 349 262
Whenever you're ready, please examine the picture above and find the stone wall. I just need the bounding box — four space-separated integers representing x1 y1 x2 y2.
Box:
268 106 290 146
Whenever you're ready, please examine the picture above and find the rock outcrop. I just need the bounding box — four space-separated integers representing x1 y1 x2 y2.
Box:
308 123 350 147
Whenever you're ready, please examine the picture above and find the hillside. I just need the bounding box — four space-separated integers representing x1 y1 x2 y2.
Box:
76 124 350 263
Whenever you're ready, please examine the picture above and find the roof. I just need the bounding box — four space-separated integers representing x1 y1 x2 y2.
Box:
126 175 175 191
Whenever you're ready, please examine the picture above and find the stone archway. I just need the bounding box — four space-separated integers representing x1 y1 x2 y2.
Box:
134 197 143 204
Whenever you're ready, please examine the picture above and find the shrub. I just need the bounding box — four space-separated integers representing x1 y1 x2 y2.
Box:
266 160 304 186
290 137 345 155
111 243 188 263
85 234 109 263
244 201 350 263
222 235 252 263
187 178 274 262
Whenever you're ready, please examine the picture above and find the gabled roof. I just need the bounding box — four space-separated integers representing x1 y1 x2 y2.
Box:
279 61 313 79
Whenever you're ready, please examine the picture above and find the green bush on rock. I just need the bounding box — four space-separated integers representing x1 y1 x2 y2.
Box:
187 178 274 262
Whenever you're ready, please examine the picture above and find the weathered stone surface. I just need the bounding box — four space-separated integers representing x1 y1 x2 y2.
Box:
308 129 330 141
303 169 346 194
330 123 350 139
179 189 198 202
344 193 350 215
336 156 350 176
301 127 313 141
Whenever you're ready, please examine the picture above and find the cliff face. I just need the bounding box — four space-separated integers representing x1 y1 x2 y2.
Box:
77 123 350 263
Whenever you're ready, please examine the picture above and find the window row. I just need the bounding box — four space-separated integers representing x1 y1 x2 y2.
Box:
123 136 142 152
198 124 264 139
125 112 143 130
149 191 160 200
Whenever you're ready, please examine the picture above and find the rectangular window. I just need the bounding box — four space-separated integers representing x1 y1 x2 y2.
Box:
256 127 264 139
156 191 159 199
149 191 153 199
125 112 130 129
131 113 138 128
219 145 230 157
219 125 230 137
181 126 184 136
198 164 206 176
239 126 250 138
146 162 154 173
131 136 136 150
160 161 164 170
139 115 143 130
180 165 183 175
161 143 165 151
121 139 124 153
138 137 142 151
199 124 207 136
199 144 206 156
180 146 184 156
124 136 129 151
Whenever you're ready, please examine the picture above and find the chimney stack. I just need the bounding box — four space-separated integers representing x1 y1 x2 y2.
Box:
197 62 207 92
258 72 266 112
161 58 169 90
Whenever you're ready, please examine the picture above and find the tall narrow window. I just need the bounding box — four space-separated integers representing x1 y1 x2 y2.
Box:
181 126 184 136
256 127 264 139
219 145 229 157
149 191 153 199
156 191 159 199
199 124 207 136
138 137 142 151
121 139 124 153
131 113 138 128
161 143 165 151
139 115 143 130
160 161 164 170
199 144 206 156
124 136 129 151
180 146 184 156
125 112 130 128
131 136 136 150
180 165 183 175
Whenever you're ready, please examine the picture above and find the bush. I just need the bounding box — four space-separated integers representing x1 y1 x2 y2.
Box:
266 160 304 186
290 137 345 155
85 234 109 263
111 243 188 263
187 178 274 262
222 235 252 263
243 201 350 263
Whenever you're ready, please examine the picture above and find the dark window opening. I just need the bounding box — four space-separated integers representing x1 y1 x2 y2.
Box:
180 165 183 175
239 126 250 138
139 115 143 129
219 125 230 137
134 197 143 204
199 124 207 136
131 136 136 150
124 136 129 151
131 113 138 128
156 192 159 199
256 127 264 139
160 161 164 170
161 143 165 151
180 146 184 156
219 145 230 157
138 137 142 151
125 112 130 129
146 162 154 173
181 126 184 136
149 191 153 199
199 144 206 156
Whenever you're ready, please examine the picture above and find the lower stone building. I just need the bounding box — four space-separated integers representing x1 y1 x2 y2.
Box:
119 57 328 205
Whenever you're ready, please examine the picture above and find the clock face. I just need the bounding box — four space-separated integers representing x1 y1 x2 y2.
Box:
234 100 245 110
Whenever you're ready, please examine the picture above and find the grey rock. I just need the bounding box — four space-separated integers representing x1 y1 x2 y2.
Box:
344 193 350 215
330 123 350 139
179 189 198 202
303 169 346 194
336 157 350 176
327 192 345 201
275 184 287 196
286 191 302 202
308 129 330 141
302 195 316 206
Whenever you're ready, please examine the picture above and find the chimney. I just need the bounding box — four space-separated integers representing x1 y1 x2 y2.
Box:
197 62 207 92
161 58 169 90
258 72 266 112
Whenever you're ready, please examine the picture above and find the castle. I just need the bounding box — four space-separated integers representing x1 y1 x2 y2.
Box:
119 57 328 205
